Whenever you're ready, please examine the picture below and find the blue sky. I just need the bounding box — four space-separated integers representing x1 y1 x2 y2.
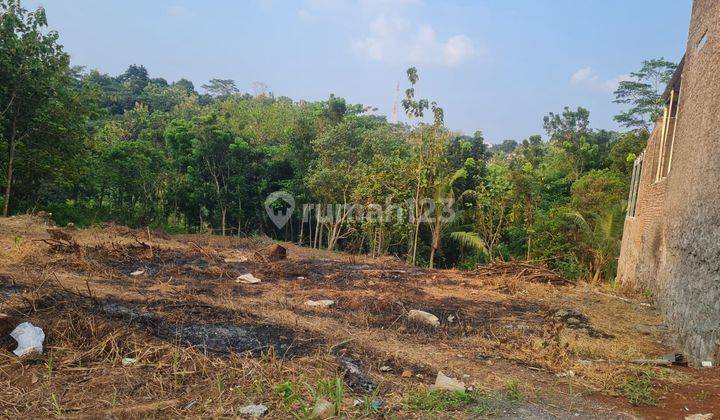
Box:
26 0 691 143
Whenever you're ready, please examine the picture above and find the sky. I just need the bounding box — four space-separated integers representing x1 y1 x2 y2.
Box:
25 0 691 143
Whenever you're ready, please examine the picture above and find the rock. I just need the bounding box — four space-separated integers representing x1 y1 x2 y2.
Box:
121 357 138 366
431 371 466 392
311 399 335 419
266 244 287 262
130 269 145 276
401 369 413 378
239 404 268 417
408 310 440 327
66 222 76 229
701 361 714 368
305 299 334 308
237 273 262 284
379 365 392 372
10 322 45 357
685 414 713 420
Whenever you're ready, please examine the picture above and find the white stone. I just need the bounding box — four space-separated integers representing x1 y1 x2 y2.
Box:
239 404 268 417
305 299 334 308
431 371 466 392
10 322 45 357
701 360 713 368
122 357 138 366
685 414 713 420
236 273 261 284
408 309 440 327
130 269 145 276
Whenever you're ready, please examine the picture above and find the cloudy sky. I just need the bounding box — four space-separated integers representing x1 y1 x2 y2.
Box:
25 0 691 142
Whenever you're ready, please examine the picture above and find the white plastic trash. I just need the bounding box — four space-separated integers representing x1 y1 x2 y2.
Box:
236 273 262 284
10 322 45 357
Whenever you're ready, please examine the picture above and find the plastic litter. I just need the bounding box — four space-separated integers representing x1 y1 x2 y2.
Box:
236 273 262 284
431 371 466 392
10 322 45 357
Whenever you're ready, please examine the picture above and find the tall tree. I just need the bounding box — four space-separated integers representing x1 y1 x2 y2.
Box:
613 58 677 131
0 0 76 216
202 79 239 97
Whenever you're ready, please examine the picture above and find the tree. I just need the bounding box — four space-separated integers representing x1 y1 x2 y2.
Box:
0 0 77 216
543 107 597 180
202 79 239 97
613 58 677 131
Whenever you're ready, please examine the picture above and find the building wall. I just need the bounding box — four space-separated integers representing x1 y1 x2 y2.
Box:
658 0 720 363
618 0 720 363
617 125 668 288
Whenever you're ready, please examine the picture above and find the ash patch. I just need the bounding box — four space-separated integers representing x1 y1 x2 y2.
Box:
553 308 613 339
337 355 377 394
98 301 322 357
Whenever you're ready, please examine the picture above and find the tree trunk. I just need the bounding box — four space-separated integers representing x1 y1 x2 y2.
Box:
3 122 17 217
221 207 227 236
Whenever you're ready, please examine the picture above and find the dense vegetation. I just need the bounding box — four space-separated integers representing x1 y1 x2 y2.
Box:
0 1 675 281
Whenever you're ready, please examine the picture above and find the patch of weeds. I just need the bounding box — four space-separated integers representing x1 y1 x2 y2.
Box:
405 389 475 412
504 380 523 402
623 370 656 406
274 378 344 419
406 388 510 415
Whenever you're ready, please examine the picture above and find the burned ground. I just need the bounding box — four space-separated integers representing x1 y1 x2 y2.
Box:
0 216 717 418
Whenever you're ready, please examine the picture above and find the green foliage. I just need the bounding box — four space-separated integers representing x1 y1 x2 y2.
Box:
623 370 656 406
613 58 677 131
1 3 663 283
405 389 475 412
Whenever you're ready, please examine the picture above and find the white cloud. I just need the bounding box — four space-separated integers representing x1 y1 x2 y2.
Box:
570 66 631 93
354 15 476 67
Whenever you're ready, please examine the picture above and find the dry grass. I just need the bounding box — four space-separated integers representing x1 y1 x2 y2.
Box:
0 216 693 417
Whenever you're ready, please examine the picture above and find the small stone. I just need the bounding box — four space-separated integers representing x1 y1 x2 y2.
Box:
297 276 306 280
701 361 714 368
239 404 268 417
130 269 145 276
566 317 580 325
379 365 392 372
304 299 334 308
401 369 413 378
408 310 440 327
432 371 466 392
236 273 261 284
312 399 335 419
121 357 138 366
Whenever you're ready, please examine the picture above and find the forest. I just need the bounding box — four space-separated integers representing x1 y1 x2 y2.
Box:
1 1 677 281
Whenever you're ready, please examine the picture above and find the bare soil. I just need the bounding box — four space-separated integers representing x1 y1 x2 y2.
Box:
0 215 717 418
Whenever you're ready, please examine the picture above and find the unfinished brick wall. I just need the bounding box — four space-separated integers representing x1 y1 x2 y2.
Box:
617 124 668 288
618 0 720 364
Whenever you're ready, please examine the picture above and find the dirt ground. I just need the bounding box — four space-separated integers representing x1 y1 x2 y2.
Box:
0 215 717 418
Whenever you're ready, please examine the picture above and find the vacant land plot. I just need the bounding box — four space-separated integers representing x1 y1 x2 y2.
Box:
0 216 716 418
